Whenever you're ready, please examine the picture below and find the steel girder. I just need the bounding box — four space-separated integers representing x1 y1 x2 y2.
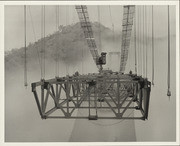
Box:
31 73 151 120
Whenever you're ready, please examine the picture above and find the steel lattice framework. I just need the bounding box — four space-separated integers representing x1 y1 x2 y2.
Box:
32 73 151 120
75 5 101 70
120 5 135 73
31 5 151 120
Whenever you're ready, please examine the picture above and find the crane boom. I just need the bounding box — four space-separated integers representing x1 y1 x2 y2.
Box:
75 5 103 71
120 5 135 73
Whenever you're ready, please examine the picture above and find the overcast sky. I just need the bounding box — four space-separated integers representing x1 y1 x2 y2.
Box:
5 5 176 51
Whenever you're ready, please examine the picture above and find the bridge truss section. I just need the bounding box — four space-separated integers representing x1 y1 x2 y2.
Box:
31 73 151 120
75 5 101 70
120 5 135 73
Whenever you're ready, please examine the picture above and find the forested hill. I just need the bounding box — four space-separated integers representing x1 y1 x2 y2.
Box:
5 22 120 72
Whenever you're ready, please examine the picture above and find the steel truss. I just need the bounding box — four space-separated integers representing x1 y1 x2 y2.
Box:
32 73 151 120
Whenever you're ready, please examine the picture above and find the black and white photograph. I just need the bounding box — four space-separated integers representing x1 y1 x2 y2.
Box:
1 0 179 145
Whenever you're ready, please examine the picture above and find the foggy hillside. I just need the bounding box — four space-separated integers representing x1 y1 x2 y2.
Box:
5 22 121 73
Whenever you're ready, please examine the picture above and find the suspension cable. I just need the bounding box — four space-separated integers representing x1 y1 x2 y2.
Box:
65 5 69 75
24 5 28 87
140 6 143 76
43 6 46 79
134 6 137 74
167 5 171 97
145 6 148 78
28 6 37 41
138 6 141 75
148 6 151 78
152 5 154 85
57 5 60 77
55 5 59 77
136 6 139 75
41 6 43 79
82 38 84 74
41 5 46 79
28 6 41 70
143 6 145 78
55 6 57 77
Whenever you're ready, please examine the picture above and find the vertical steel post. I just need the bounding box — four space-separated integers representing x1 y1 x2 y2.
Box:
56 83 58 106
88 86 90 117
117 78 120 114
66 82 69 116
41 81 44 114
139 85 143 109
95 86 97 116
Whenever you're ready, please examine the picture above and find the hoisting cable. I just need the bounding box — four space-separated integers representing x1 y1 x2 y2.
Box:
81 6 84 74
138 6 141 75
98 6 102 53
55 6 59 77
148 7 151 77
43 6 46 79
57 5 60 77
109 6 115 49
142 5 145 78
152 5 155 85
167 5 171 97
81 39 84 74
41 5 46 79
145 6 148 78
55 6 57 77
136 6 139 75
28 6 36 41
134 6 137 75
24 5 28 87
41 6 43 79
140 6 143 76
40 6 43 79
129 23 133 72
28 6 41 70
65 5 69 75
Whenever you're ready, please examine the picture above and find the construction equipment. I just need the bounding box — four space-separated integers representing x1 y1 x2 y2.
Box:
31 5 152 120
120 5 135 73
